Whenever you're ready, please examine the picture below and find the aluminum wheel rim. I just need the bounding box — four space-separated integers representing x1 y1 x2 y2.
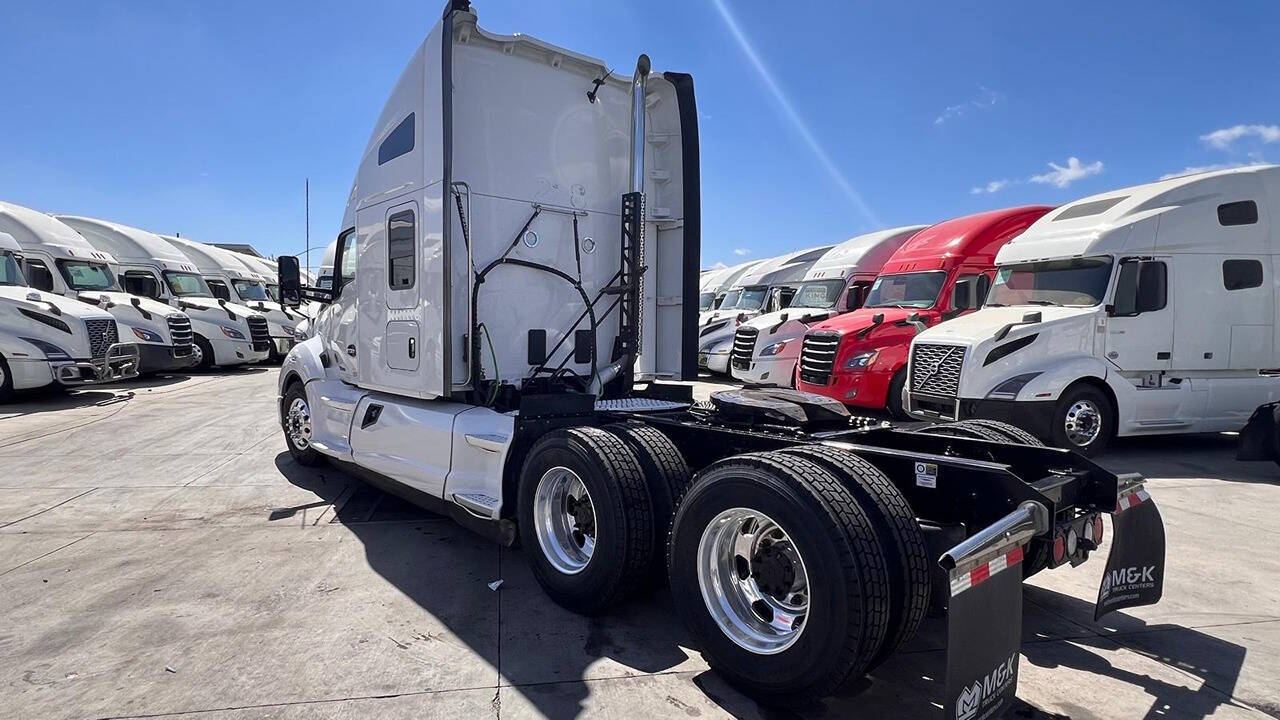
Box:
1064 399 1102 447
533 466 596 575
697 508 810 655
285 396 313 450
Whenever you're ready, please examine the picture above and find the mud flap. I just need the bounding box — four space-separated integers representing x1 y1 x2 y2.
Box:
1237 401 1280 464
1095 490 1165 621
944 547 1024 720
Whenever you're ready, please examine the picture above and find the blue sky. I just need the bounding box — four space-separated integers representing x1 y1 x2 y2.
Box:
2 1 1279 271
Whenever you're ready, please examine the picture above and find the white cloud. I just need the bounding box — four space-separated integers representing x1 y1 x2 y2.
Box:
732 248 751 256
1200 124 1280 150
708 261 728 270
1029 157 1104 189
971 179 1011 195
934 87 1004 126
1158 162 1251 181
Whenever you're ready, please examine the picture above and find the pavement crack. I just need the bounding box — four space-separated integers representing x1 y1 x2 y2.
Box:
0 488 99 529
0 532 95 576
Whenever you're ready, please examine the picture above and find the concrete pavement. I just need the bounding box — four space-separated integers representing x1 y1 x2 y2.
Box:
1 369 1277 719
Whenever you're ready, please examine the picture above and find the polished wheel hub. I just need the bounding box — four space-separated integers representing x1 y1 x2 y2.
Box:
1064 399 1102 447
533 467 596 575
285 396 313 450
698 508 811 655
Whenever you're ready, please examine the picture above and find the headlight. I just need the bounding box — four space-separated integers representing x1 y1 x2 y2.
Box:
131 327 163 343
220 326 246 340
843 350 878 371
760 340 789 357
281 325 297 336
19 337 72 361
985 372 1042 400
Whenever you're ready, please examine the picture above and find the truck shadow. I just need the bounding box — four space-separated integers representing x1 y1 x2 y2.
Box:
274 454 1247 720
1100 433 1278 485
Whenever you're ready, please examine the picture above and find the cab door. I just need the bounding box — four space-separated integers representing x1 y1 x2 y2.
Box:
324 228 360 384
1104 257 1173 372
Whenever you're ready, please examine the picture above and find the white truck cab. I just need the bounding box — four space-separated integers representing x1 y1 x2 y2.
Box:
56 216 271 370
697 245 833 374
730 226 925 386
161 235 304 361
697 259 764 318
908 165 1280 455
0 231 139 399
0 202 196 373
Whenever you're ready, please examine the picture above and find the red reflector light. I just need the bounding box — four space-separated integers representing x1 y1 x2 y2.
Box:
1092 515 1104 544
1052 534 1065 564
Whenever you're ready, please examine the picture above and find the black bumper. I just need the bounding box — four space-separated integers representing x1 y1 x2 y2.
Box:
138 344 197 373
958 397 1056 441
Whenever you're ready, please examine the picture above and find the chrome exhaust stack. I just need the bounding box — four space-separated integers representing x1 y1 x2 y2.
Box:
629 54 650 194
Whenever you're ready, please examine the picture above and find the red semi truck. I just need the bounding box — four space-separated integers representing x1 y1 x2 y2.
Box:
795 206 1054 416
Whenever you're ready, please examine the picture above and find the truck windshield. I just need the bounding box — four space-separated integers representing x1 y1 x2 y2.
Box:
790 279 845 309
0 251 27 286
865 271 946 309
57 260 120 291
732 286 768 311
265 283 281 302
718 288 742 310
164 271 211 297
986 256 1113 307
698 292 715 311
232 279 271 301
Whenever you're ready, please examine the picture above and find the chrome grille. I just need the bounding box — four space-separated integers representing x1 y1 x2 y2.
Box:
167 315 193 356
798 331 841 386
85 319 118 360
247 315 271 352
731 327 758 370
910 343 966 398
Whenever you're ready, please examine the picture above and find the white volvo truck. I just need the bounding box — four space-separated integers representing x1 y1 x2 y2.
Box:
161 235 304 362
730 226 925 387
0 231 138 400
56 216 271 370
270 5 1167 717
907 166 1280 456
698 246 833 374
0 202 196 373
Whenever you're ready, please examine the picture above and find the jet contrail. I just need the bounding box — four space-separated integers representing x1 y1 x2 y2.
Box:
710 0 881 228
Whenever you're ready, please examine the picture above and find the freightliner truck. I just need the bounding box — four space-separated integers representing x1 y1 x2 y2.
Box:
271 4 1167 717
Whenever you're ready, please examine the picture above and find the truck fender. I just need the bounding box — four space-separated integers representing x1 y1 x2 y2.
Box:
1014 356 1109 402
278 335 327 397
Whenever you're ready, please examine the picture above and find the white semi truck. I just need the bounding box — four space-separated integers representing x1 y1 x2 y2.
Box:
161 235 303 362
698 246 833 374
730 226 925 387
698 258 764 315
56 216 271 370
268 5 1168 717
0 201 196 374
0 231 139 400
907 165 1280 456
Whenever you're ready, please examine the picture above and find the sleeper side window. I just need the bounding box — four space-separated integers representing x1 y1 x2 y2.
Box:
378 114 415 165
388 211 415 290
1217 201 1258 227
1223 259 1263 291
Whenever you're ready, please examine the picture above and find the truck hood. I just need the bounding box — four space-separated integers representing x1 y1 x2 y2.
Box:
740 307 838 346
74 291 177 319
918 305 1095 346
241 300 308 324
0 286 115 320
172 296 260 323
809 306 922 335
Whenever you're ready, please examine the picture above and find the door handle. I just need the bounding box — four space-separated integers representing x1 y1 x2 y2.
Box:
408 337 416 359
346 345 357 357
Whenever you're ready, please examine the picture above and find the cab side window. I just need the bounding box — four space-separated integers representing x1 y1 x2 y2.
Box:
23 258 55 292
206 278 232 301
388 211 415 289
1223 259 1263 291
121 271 161 299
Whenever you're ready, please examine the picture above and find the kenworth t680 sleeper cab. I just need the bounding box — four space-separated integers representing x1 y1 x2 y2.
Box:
271 4 1166 716
0 231 138 400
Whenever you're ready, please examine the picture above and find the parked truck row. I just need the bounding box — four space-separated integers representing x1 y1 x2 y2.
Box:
0 200 308 401
269 5 1168 719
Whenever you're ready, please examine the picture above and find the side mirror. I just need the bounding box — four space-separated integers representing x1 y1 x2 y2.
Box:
278 256 302 307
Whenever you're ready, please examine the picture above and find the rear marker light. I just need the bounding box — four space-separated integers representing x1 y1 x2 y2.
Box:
1052 534 1065 564
1091 515 1104 544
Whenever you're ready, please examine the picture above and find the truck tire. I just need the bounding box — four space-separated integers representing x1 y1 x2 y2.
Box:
886 367 910 420
193 335 215 371
668 451 890 704
281 381 322 467
1050 384 1114 457
518 427 654 614
915 421 1006 442
779 445 929 665
0 354 13 403
605 422 692 580
954 418 1044 446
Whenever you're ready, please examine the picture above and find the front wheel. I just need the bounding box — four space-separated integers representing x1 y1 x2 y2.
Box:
1050 384 1114 456
885 367 910 419
669 451 890 704
281 382 321 466
193 335 215 371
0 354 14 403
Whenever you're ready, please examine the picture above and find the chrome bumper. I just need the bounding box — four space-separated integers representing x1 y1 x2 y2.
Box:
54 343 141 385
